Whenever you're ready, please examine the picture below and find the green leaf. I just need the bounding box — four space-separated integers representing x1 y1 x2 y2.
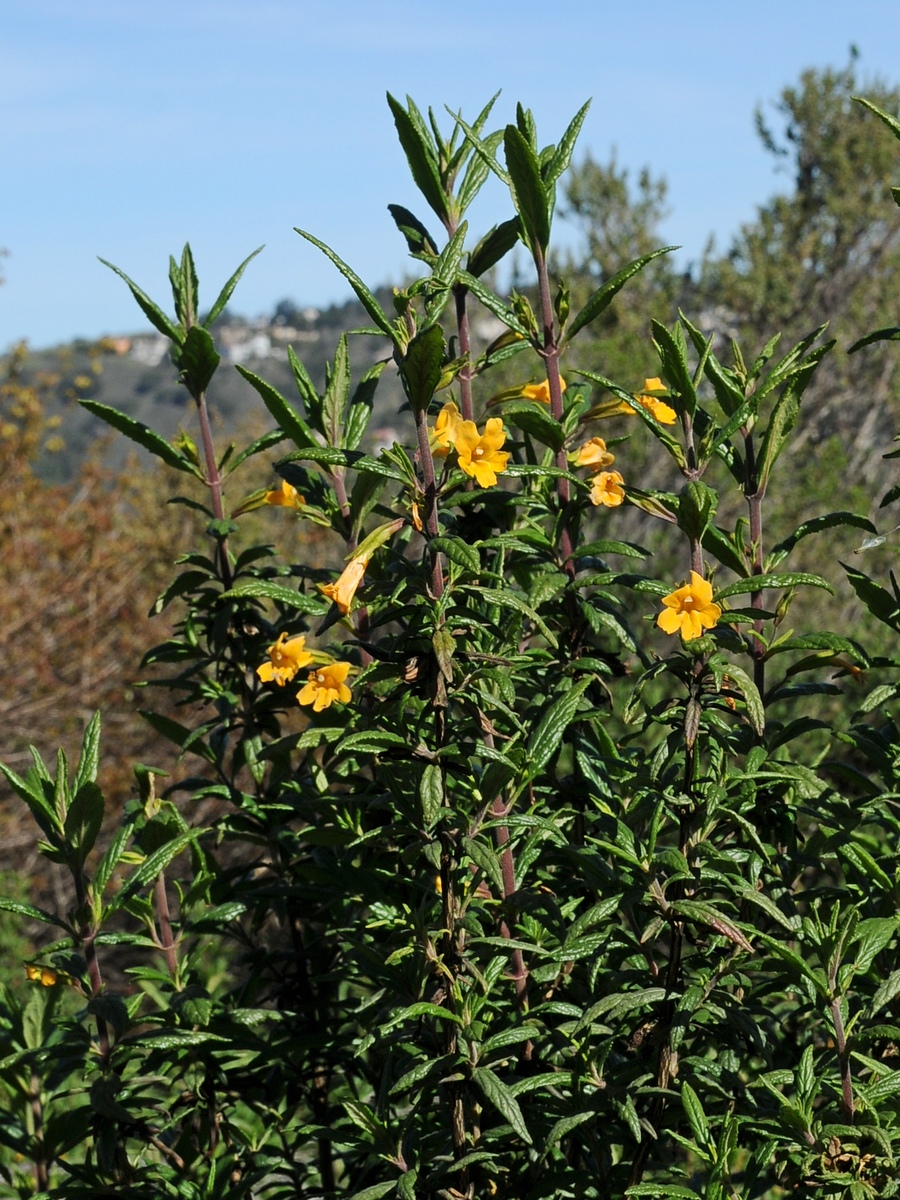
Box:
338 730 409 754
849 324 900 354
431 536 480 573
720 664 764 734
501 400 565 452
671 900 753 952
681 1081 710 1148
651 319 696 417
0 897 69 930
471 1066 533 1144
176 324 220 398
108 832 198 912
296 228 395 340
73 712 102 794
387 203 439 258
526 678 592 781
420 763 443 829
767 512 875 567
235 366 319 450
323 333 352 446
64 783 104 866
842 563 900 630
0 761 61 842
221 579 328 614
468 586 558 648
431 220 468 289
387 92 448 222
345 360 385 452
98 258 181 344
716 572 832 599
757 342 833 488
204 245 263 327
543 99 591 190
458 271 530 338
567 247 676 341
503 123 550 252
80 401 198 474
399 323 445 412
467 217 521 279
853 94 900 142
347 1184 396 1200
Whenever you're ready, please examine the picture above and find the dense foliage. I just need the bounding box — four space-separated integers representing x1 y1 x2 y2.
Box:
4 72 900 1200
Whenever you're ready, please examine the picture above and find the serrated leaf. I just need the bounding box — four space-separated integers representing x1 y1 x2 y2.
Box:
205 245 263 327
235 366 319 450
526 678 592 781
567 247 675 341
81 401 197 474
471 1065 532 1144
176 324 220 398
387 92 448 223
503 123 550 252
716 572 832 599
98 258 181 344
221 580 327 613
296 228 395 340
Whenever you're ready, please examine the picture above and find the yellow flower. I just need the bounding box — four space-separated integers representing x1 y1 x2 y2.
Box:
521 377 566 403
574 436 615 471
264 480 305 508
297 661 352 711
257 632 313 686
590 470 626 507
633 377 677 424
319 551 370 615
455 418 510 488
411 501 424 533
25 964 58 986
430 401 464 458
657 571 722 641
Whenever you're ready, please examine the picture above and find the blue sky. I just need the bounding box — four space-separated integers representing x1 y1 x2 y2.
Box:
4 0 900 348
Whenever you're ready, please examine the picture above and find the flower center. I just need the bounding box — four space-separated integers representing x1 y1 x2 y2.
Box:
316 673 325 682
474 447 484 457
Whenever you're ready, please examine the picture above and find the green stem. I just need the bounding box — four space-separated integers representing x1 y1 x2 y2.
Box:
196 388 233 590
744 431 765 698
414 407 444 599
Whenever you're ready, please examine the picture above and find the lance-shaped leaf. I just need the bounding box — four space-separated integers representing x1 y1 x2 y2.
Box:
566 246 676 341
842 563 900 630
80 401 199 475
99 258 181 344
204 245 263 327
431 220 468 289
399 323 445 412
543 99 592 190
387 92 449 223
387 203 438 259
471 1066 533 1145
651 319 697 418
767 512 875 569
176 325 220 399
296 228 395 340
503 123 550 253
716 572 832 599
467 216 521 279
525 677 592 781
323 334 351 447
757 341 833 490
853 94 900 142
849 325 900 354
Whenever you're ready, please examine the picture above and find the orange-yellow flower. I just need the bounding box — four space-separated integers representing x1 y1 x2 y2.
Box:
297 661 352 711
574 436 615 471
590 470 626 507
25 964 59 986
264 480 305 508
633 377 677 424
521 377 567 403
319 551 371 615
257 632 313 686
430 401 464 458
455 418 510 488
657 571 722 641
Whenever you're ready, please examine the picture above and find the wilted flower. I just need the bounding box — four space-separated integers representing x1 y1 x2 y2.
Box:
521 377 566 404
320 551 371 615
657 571 722 641
257 632 313 686
264 480 305 508
297 661 352 711
633 377 677 424
430 401 464 458
574 436 615 471
590 470 626 507
455 418 510 488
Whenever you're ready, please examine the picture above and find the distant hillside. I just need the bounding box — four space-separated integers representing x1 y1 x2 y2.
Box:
17 294 409 483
